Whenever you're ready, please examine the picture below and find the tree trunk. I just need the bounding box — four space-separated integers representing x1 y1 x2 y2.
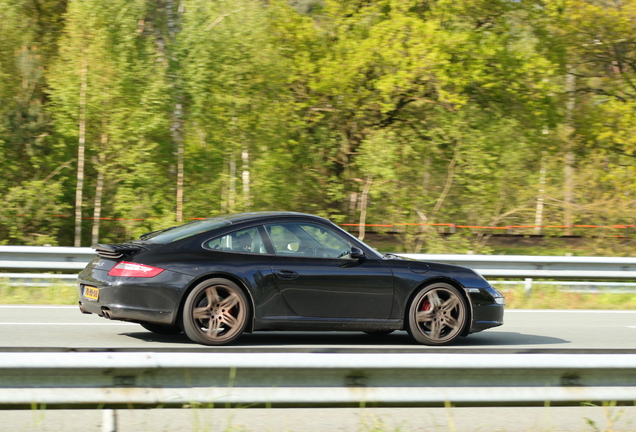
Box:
229 148 236 213
564 151 575 233
221 153 228 214
74 55 88 247
241 146 250 211
534 150 547 234
165 0 184 223
432 145 460 216
174 102 184 222
349 192 358 221
564 68 576 235
423 155 431 192
358 175 373 241
91 104 108 245
91 153 105 245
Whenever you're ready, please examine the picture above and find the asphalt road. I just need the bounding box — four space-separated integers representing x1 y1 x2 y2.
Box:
0 306 635 351
4 406 636 432
2 306 636 431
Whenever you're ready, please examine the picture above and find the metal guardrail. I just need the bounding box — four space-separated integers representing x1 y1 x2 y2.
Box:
0 352 635 408
5 273 636 294
0 246 94 271
2 246 636 280
401 253 636 279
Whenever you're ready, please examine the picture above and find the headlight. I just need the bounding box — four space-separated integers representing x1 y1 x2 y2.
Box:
491 288 505 305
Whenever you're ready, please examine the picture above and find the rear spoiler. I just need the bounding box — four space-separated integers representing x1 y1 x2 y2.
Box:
91 243 146 259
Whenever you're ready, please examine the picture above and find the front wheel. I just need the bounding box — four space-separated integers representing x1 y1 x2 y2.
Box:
182 278 249 346
407 283 467 346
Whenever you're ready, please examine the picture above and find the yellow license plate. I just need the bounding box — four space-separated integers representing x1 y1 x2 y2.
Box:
84 286 99 301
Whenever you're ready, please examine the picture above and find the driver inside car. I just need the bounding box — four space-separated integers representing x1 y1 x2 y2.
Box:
233 232 252 252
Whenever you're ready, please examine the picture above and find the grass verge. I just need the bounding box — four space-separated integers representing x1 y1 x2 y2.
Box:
498 285 636 309
2 281 636 310
0 282 78 305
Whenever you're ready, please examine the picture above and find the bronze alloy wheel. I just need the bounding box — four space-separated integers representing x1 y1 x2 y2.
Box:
183 278 249 345
408 283 467 345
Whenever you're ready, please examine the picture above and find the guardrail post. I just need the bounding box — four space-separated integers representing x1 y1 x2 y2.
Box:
103 409 117 432
524 278 533 296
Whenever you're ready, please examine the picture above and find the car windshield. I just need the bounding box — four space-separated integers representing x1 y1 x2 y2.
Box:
140 219 231 244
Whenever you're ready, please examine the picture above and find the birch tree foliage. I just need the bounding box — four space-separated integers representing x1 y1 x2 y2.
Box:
543 0 636 227
559 0 636 157
0 0 62 190
0 181 69 245
4 0 636 252
48 0 170 244
353 107 544 253
180 0 295 217
0 0 70 245
268 0 558 221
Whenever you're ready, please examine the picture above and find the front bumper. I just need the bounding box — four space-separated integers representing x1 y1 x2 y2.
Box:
469 303 505 333
467 286 505 334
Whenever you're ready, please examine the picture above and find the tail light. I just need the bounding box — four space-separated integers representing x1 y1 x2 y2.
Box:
108 261 165 277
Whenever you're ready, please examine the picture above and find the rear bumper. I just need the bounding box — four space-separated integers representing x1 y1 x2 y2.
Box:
78 299 176 325
77 266 195 326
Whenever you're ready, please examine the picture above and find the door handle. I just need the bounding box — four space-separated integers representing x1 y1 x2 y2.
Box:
275 270 299 280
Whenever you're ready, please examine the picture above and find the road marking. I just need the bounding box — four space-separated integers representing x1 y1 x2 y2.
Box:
0 322 137 326
0 305 76 309
628 326 636 328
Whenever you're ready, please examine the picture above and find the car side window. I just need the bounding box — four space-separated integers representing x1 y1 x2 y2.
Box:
205 227 267 254
265 224 301 255
265 223 351 258
299 224 349 251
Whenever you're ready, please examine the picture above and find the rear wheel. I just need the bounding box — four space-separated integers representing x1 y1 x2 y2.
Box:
140 322 182 335
407 283 467 346
182 278 249 346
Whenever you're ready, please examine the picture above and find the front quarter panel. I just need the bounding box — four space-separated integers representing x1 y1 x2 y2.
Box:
386 259 504 334
450 265 505 332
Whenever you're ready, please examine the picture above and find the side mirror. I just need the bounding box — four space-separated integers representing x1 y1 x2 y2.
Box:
350 247 365 259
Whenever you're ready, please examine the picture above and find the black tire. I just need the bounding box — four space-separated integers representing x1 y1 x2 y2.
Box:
407 283 467 346
140 322 182 335
182 278 249 346
363 330 395 336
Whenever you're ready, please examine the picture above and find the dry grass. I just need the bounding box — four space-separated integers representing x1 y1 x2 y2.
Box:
0 282 78 305
499 285 636 310
2 281 636 310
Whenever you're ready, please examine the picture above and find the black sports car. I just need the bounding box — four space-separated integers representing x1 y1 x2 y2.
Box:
78 212 504 346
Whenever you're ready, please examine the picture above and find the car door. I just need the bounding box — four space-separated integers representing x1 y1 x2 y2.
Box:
265 222 394 319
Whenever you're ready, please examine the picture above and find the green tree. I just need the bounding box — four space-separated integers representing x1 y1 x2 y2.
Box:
540 0 636 232
48 0 170 246
269 0 558 228
180 0 295 217
0 180 69 245
0 0 68 192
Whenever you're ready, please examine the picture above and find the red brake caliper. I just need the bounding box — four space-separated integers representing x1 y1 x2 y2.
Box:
421 299 431 311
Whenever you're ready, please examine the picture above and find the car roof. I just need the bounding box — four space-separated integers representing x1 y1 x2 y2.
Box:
211 211 330 225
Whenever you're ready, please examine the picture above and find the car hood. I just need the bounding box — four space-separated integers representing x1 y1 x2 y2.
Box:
384 255 491 289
